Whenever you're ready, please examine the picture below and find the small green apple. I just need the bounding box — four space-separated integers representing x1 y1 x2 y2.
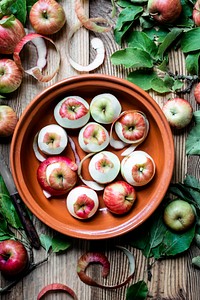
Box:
163 199 196 232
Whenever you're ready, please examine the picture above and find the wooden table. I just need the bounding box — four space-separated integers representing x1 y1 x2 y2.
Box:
1 0 200 299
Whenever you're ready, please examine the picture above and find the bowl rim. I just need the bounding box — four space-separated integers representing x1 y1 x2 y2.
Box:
10 74 175 239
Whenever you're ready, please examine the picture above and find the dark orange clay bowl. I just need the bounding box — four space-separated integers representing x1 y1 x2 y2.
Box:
10 74 174 240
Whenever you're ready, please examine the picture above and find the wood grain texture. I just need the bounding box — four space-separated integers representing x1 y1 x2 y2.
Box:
0 0 200 299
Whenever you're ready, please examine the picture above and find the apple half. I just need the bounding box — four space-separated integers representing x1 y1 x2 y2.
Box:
88 151 120 184
78 122 110 153
90 93 122 124
54 96 90 129
37 156 78 196
66 185 99 219
37 124 68 155
121 150 156 186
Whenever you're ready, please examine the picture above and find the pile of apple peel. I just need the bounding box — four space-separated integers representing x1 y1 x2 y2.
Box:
32 93 156 219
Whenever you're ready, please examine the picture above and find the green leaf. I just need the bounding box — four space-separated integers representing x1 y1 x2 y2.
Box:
181 28 200 53
10 0 27 24
114 21 134 45
40 234 52 253
150 77 172 93
111 47 154 68
186 110 200 155
51 234 71 253
126 280 148 300
127 70 157 90
157 28 183 59
185 52 200 75
127 31 158 57
0 176 22 228
0 213 15 240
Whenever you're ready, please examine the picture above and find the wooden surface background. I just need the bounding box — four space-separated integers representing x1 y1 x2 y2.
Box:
0 0 200 299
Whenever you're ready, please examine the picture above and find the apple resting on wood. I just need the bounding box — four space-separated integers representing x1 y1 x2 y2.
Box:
162 98 193 129
147 0 182 24
194 82 200 104
193 0 200 26
37 156 78 196
0 105 18 137
0 240 28 278
163 199 196 232
103 180 136 215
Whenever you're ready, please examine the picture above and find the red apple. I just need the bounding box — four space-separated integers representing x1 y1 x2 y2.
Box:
66 186 99 219
37 156 78 196
0 240 28 278
0 105 18 137
0 58 23 94
0 15 25 54
193 0 200 26
147 0 182 24
103 180 136 215
194 82 200 104
121 151 156 186
29 0 66 35
163 199 196 232
162 98 193 129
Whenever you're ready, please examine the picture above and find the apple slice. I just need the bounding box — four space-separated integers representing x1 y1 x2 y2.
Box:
121 150 156 186
90 93 121 124
37 156 78 196
37 124 68 155
66 185 99 219
89 151 120 184
78 122 109 153
54 96 90 129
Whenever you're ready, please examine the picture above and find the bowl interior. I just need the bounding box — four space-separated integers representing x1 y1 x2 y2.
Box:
10 75 174 239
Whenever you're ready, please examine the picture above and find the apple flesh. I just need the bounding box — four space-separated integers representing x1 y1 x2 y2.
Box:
147 0 182 24
37 156 78 196
66 186 99 219
121 150 156 186
0 105 18 137
54 96 90 129
194 82 200 104
103 180 136 215
37 124 68 155
88 151 120 184
29 0 66 35
78 122 109 153
163 199 196 232
115 110 149 145
193 0 200 26
90 93 122 124
0 240 28 278
162 98 193 129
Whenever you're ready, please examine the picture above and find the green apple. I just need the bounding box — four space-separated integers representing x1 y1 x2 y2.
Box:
163 199 196 232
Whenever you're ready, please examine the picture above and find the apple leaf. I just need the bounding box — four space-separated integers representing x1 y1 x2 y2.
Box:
0 213 15 241
51 234 71 253
181 28 200 53
157 28 183 59
185 52 200 75
111 48 154 68
40 234 52 253
127 70 158 90
126 280 148 300
186 110 200 155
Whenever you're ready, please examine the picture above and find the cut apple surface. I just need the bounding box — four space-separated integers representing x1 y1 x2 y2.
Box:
54 96 90 129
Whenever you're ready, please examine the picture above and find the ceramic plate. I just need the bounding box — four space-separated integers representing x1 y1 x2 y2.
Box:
10 74 174 239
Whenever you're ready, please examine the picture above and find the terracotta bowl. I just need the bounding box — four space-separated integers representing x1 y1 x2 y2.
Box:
10 74 174 239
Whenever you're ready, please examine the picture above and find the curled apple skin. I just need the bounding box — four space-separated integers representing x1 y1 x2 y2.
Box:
37 156 78 196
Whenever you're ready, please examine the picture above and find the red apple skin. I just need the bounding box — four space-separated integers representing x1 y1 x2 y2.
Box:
162 98 193 129
37 156 78 196
0 58 23 94
29 0 66 35
193 0 200 26
0 105 18 137
0 16 25 54
147 0 182 24
103 181 136 215
194 82 200 104
0 240 28 278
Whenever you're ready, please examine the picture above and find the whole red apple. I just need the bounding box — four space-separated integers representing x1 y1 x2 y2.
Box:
147 0 182 24
193 0 200 26
0 105 18 137
29 0 66 35
0 15 25 54
0 58 23 94
0 240 29 278
194 82 200 104
103 180 136 215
